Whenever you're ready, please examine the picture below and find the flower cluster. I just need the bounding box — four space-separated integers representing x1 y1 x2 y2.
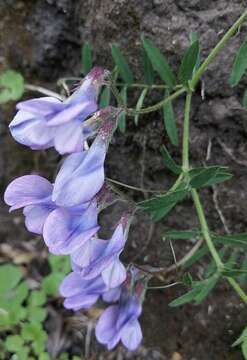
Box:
4 67 147 352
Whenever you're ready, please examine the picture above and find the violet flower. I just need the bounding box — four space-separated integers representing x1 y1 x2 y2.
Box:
43 200 99 255
4 175 99 254
71 217 130 288
52 134 107 208
9 67 107 154
60 271 107 311
4 175 55 234
95 268 147 351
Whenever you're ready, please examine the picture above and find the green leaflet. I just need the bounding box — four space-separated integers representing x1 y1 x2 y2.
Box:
163 229 199 240
100 86 111 108
169 274 219 307
139 184 189 222
0 70 24 104
229 35 247 87
142 47 154 85
0 264 22 293
118 86 127 133
142 36 176 88
169 286 199 307
111 44 134 84
163 90 178 146
243 89 247 108
178 40 200 86
160 145 182 174
189 166 232 188
232 326 247 347
190 32 200 72
81 42 93 74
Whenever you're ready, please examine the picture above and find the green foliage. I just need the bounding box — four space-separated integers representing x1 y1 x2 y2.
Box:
100 86 111 108
142 36 176 88
111 44 134 84
0 264 22 293
42 272 64 296
169 273 220 307
189 32 200 72
81 41 93 74
232 325 247 359
139 183 189 221
163 229 199 240
47 253 71 273
0 70 24 104
117 86 127 133
243 89 247 108
229 35 247 87
0 255 70 359
0 265 28 329
188 166 232 188
42 254 70 296
163 90 178 146
142 47 154 85
178 40 200 86
160 145 182 175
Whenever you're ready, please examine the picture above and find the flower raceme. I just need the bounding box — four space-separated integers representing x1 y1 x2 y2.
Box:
4 66 147 352
9 67 108 154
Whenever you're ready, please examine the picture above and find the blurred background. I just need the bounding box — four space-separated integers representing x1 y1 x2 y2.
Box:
0 1 247 359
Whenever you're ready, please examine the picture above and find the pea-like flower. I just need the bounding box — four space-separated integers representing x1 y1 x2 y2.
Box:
60 272 107 311
4 175 55 234
43 200 99 255
9 67 107 154
52 135 107 207
95 268 146 351
4 175 99 253
71 218 130 288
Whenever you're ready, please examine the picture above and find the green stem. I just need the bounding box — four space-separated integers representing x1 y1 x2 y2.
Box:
115 82 183 90
126 87 186 116
169 172 184 192
191 189 223 268
227 277 247 304
191 188 247 304
191 9 247 89
182 91 192 171
110 83 125 107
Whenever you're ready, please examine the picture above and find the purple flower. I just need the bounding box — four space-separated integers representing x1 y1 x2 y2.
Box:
4 175 100 254
102 286 121 303
52 135 106 207
9 67 107 154
60 271 107 311
43 200 99 255
4 175 55 234
71 221 128 288
95 280 143 351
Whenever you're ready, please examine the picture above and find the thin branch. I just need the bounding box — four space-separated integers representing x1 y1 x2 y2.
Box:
217 138 247 167
212 186 230 234
24 84 65 100
164 238 204 274
131 222 154 262
106 177 162 193
148 281 181 290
